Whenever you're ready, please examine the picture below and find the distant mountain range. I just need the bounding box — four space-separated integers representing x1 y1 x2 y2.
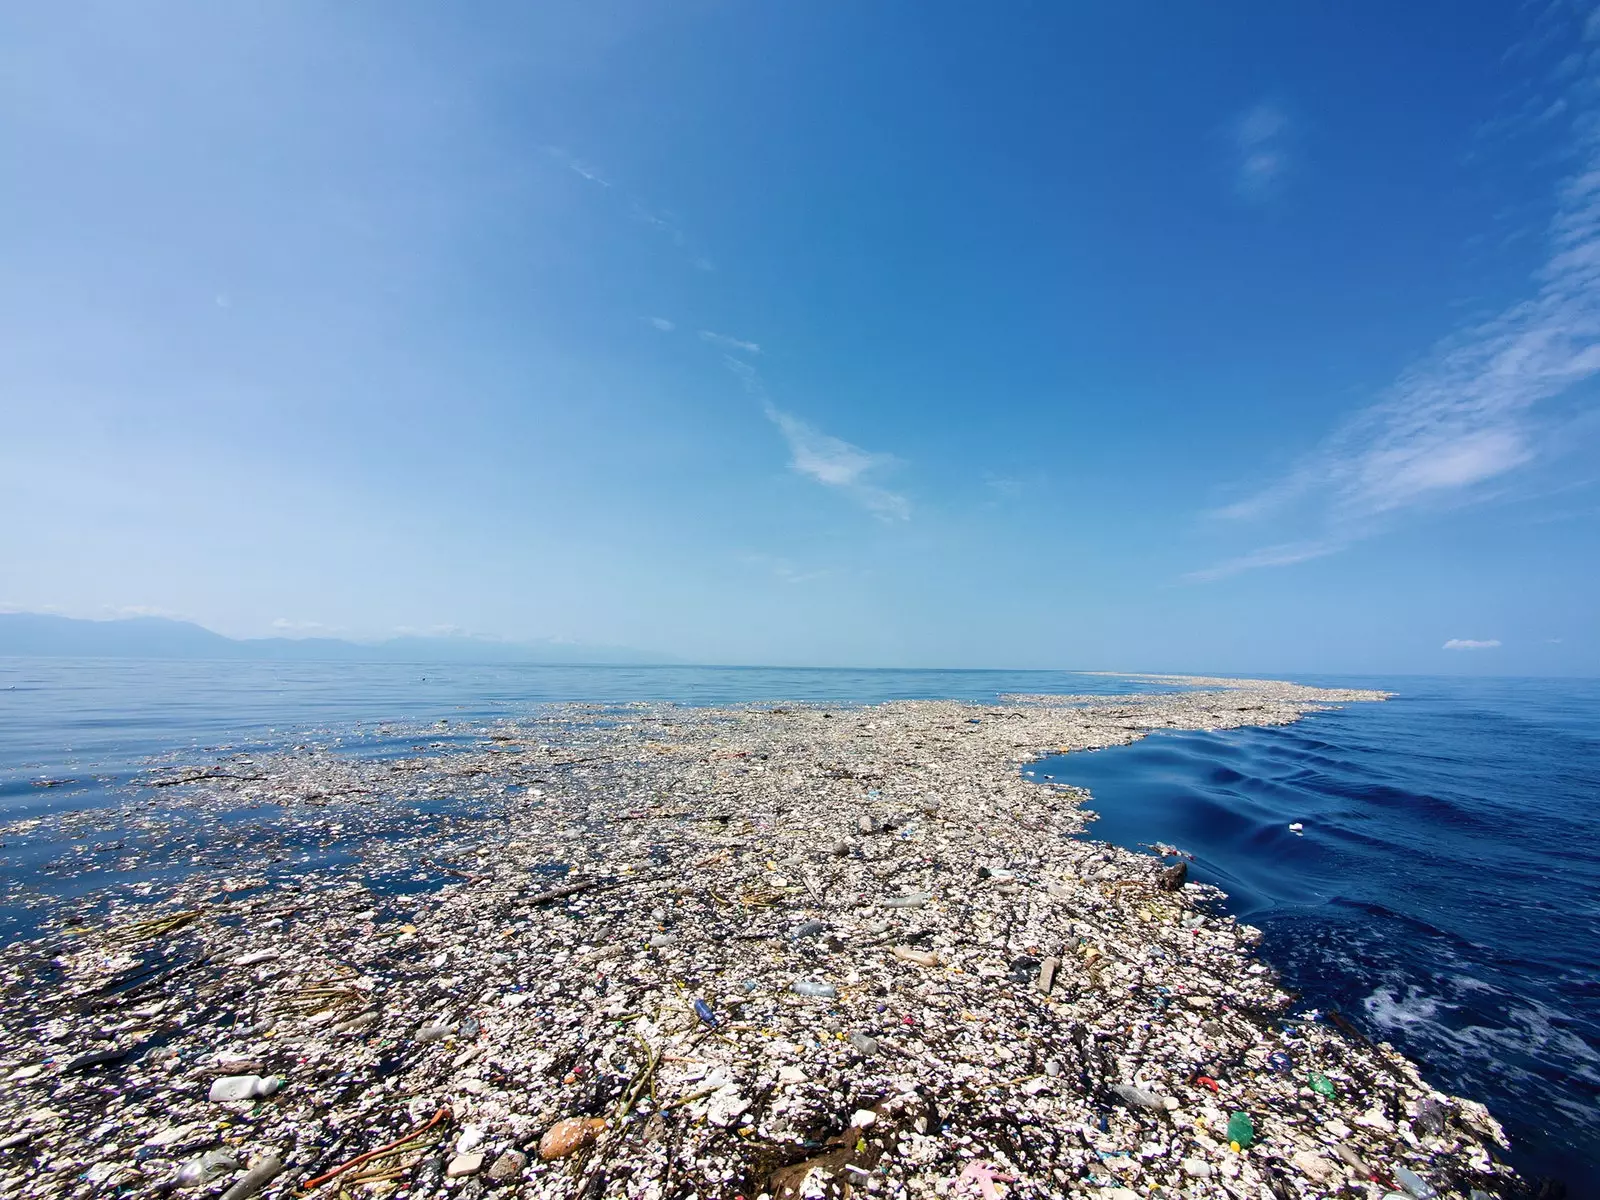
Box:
0 612 675 665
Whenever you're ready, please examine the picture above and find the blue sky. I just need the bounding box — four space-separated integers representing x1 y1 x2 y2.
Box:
3 1 1598 674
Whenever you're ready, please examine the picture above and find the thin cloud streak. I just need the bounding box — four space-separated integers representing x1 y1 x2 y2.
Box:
719 357 909 520
645 316 675 332
1194 37 1600 581
763 402 911 521
1183 539 1343 583
546 146 714 271
1237 161 1600 522
1233 101 1290 202
543 146 611 189
567 161 610 187
630 201 683 242
1443 638 1502 650
699 330 761 354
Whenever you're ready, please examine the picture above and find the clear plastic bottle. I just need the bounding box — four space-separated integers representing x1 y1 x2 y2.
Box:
791 979 838 998
1393 1165 1437 1199
1109 1083 1164 1109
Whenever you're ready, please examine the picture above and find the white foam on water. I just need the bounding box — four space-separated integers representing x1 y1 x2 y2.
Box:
1449 972 1502 996
1367 983 1600 1110
1363 984 1449 1035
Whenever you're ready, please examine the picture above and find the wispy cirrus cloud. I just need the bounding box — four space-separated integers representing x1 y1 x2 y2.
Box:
1233 101 1291 202
1194 19 1600 581
630 200 682 241
1201 159 1600 556
550 141 896 521
720 357 910 521
699 330 761 355
763 403 911 521
544 146 611 188
1182 539 1344 583
546 146 714 272
567 160 611 187
1443 638 1501 650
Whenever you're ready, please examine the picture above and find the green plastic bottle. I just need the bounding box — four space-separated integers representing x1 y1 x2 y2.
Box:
1226 1111 1254 1149
1309 1072 1337 1098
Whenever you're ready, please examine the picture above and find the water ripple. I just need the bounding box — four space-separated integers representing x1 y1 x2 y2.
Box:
1047 676 1600 1188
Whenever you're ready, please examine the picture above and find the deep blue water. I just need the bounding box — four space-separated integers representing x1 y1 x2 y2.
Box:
1041 676 1600 1190
3 662 1595 1187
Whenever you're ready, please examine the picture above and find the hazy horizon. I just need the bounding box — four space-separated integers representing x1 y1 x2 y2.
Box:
1 610 1590 678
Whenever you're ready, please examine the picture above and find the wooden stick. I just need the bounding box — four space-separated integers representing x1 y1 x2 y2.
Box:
300 1106 451 1191
527 879 605 905
656 1084 722 1113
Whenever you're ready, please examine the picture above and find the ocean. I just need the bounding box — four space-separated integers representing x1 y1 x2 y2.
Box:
1 660 1594 1188
1040 675 1600 1189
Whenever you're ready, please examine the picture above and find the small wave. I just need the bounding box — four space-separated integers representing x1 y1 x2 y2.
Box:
1450 973 1505 997
1324 896 1469 945
1054 691 1600 1185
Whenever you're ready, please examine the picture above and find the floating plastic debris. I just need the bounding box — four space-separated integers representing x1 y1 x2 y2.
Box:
0 678 1523 1197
